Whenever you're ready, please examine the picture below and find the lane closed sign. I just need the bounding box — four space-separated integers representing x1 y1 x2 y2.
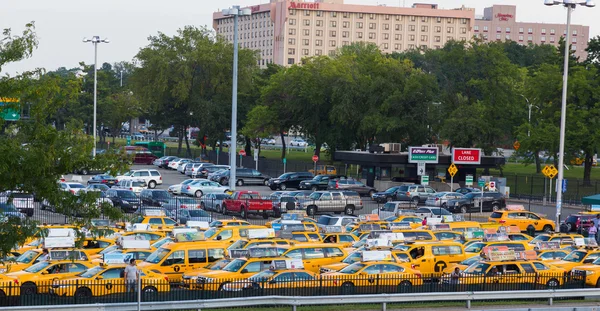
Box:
452 148 482 165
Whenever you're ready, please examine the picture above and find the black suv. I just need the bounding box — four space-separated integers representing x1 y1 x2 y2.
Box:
140 189 172 207
211 168 270 186
298 175 344 191
268 172 314 190
447 192 506 213
106 189 140 213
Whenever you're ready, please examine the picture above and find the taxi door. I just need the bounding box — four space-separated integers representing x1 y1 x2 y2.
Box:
161 250 186 282
409 246 434 274
526 213 544 231
97 267 126 296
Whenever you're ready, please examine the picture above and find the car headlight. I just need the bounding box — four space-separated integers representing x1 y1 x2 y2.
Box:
584 270 595 276
274 180 281 183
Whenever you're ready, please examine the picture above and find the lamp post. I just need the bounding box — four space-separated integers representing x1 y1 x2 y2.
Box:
222 6 252 191
544 0 595 231
83 36 109 158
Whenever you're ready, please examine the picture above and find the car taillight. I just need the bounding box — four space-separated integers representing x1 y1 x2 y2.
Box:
13 280 18 285
415 273 422 279
181 205 187 209
411 264 416 269
406 192 410 196
336 181 339 189
499 220 506 224
70 190 75 194
192 168 195 171
130 188 133 191
435 198 439 201
187 186 191 190
160 176 162 180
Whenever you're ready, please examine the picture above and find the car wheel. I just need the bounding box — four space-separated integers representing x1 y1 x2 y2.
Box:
237 179 244 187
220 179 228 186
21 282 37 295
398 280 412 293
543 225 553 233
312 186 319 192
81 168 89 175
307 206 317 216
546 278 559 288
264 179 269 186
460 206 467 214
386 197 393 202
492 204 500 211
344 205 355 215
148 181 157 189
340 282 355 295
222 204 228 215
195 190 203 198
240 207 247 219
74 287 92 298
142 286 158 295
279 184 287 190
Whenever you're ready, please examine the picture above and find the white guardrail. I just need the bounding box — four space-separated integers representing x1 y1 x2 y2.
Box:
6 289 600 311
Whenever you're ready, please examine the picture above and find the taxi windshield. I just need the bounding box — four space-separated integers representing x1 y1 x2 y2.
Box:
530 235 550 244
339 263 366 274
16 250 38 263
563 251 586 262
204 228 218 239
210 260 232 270
152 237 173 249
464 262 490 275
248 270 276 281
342 252 362 264
460 256 481 266
80 266 104 278
145 248 170 264
24 261 51 273
228 240 249 250
222 259 247 272
99 245 118 255
465 242 485 253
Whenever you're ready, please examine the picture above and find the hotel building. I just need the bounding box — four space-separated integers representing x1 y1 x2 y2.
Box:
213 0 475 67
474 5 589 60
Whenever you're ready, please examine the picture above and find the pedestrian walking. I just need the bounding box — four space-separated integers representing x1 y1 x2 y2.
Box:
124 259 139 293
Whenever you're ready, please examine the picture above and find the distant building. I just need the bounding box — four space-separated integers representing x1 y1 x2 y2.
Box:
474 5 589 60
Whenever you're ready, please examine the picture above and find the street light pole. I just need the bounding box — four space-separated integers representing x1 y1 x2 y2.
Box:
83 36 109 158
223 6 252 191
544 0 595 232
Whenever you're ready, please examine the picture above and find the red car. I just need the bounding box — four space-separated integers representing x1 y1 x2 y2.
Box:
222 190 274 219
133 151 158 165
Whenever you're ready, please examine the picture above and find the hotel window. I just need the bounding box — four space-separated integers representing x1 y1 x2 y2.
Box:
474 26 479 32
289 29 296 35
330 30 337 37
343 12 349 18
357 32 363 38
316 30 323 36
288 38 296 44
395 24 402 31
357 22 363 29
316 11 322 17
528 28 533 34
383 43 389 49
541 28 546 34
395 16 402 21
342 31 349 38
461 27 467 34
315 49 322 55
358 13 363 19
385 15 390 20
330 40 336 47
541 36 546 42
288 58 294 65
505 27 510 33
304 10 310 16
519 27 523 33
290 10 296 16
288 48 295 55
436 17 442 23
573 30 578 36
302 49 309 56
329 50 336 56
369 14 375 19
303 20 310 26
496 34 501 40
303 29 309 36
409 34 415 41
483 26 488 32
343 41 350 46
482 34 488 40
447 27 454 34
420 45 428 49
370 23 376 29
409 44 415 49
316 40 322 46
303 39 309 45
421 25 428 32
505 35 510 40
343 21 350 28
331 12 337 17
316 20 323 27
460 37 466 41
435 36 441 42
289 19 296 25
331 21 337 27
369 33 376 39
435 26 441 33
384 24 390 30
394 43 401 50
461 18 467 24
528 36 533 41
411 16 416 22
395 34 402 40
550 29 555 34
496 27 501 33
422 17 428 22
421 35 428 42
409 25 415 31
572 45 577 51
447 18 453 23
518 35 524 41
384 33 389 40
572 37 577 43
550 36 555 43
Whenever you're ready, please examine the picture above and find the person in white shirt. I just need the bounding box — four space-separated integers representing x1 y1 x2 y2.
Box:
39 249 50 261
124 259 139 292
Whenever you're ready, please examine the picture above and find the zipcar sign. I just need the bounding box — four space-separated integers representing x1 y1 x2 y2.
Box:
409 147 439 164
452 148 482 165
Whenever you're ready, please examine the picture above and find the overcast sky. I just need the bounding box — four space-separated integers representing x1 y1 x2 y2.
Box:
2 0 598 74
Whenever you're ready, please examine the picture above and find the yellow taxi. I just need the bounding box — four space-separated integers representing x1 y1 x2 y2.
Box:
0 274 20 298
571 257 600 287
281 243 348 272
210 219 251 227
537 250 569 261
7 260 95 294
442 256 482 274
228 238 294 251
507 233 533 242
192 258 233 274
384 215 423 228
488 210 555 233
91 240 154 264
548 249 600 272
0 249 91 274
464 240 533 258
404 241 467 275
220 260 320 292
322 233 358 247
203 225 268 242
80 238 116 255
320 250 411 274
447 221 482 234
132 211 178 230
322 251 423 294
51 264 170 297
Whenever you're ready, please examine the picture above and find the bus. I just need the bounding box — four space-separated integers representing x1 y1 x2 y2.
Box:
134 141 165 158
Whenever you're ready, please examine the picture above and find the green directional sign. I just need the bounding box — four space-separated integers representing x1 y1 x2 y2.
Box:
421 175 429 186
0 98 20 121
408 147 439 164
283 158 287 164
466 175 474 186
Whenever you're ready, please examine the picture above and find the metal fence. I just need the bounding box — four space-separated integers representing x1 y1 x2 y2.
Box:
502 174 600 207
0 273 584 307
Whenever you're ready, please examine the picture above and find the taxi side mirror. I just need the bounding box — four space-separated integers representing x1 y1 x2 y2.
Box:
241 269 248 274
96 276 104 280
41 271 49 275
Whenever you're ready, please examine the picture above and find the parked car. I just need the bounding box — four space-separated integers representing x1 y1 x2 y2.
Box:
182 180 229 197
374 201 413 219
106 189 140 213
371 184 415 203
414 207 453 219
563 214 596 232
140 189 173 207
425 192 464 208
179 161 197 174
85 184 110 193
209 168 270 187
446 192 505 214
113 179 147 194
393 185 437 205
201 193 229 213
0 191 34 217
328 178 376 197
116 169 162 189
267 172 314 190
261 137 276 145
185 162 214 177
193 165 229 179
87 174 118 187
168 158 190 170
168 179 196 195
298 191 363 216
316 215 358 230
289 138 308 147
0 203 26 220
222 190 275 218
167 208 212 225
208 168 230 181
455 187 481 194
161 197 203 211
155 156 177 168
59 182 87 195
299 175 343 191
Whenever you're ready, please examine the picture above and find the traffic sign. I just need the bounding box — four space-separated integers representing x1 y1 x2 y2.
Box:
562 179 567 193
452 148 482 165
283 158 287 164
417 162 426 176
448 163 458 177
489 181 496 191
312 155 319 163
513 141 520 151
542 165 558 179
421 175 429 186
239 150 246 156
126 136 131 146
408 147 439 164
466 175 473 186
254 149 259 161
478 179 485 188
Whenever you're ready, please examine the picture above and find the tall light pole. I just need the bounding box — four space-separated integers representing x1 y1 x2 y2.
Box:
544 0 595 231
222 6 252 191
83 36 109 158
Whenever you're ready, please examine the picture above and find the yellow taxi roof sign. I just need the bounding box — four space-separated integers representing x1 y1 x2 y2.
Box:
132 224 151 232
536 241 561 250
505 205 525 211
186 221 210 229
44 237 75 248
575 237 598 248
271 259 303 270
248 229 276 239
175 232 205 242
121 240 151 249
171 228 198 237
362 250 393 262
359 214 380 221
430 224 451 231
142 209 166 217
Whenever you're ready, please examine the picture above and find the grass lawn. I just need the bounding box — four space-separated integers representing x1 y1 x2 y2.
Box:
482 163 600 180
